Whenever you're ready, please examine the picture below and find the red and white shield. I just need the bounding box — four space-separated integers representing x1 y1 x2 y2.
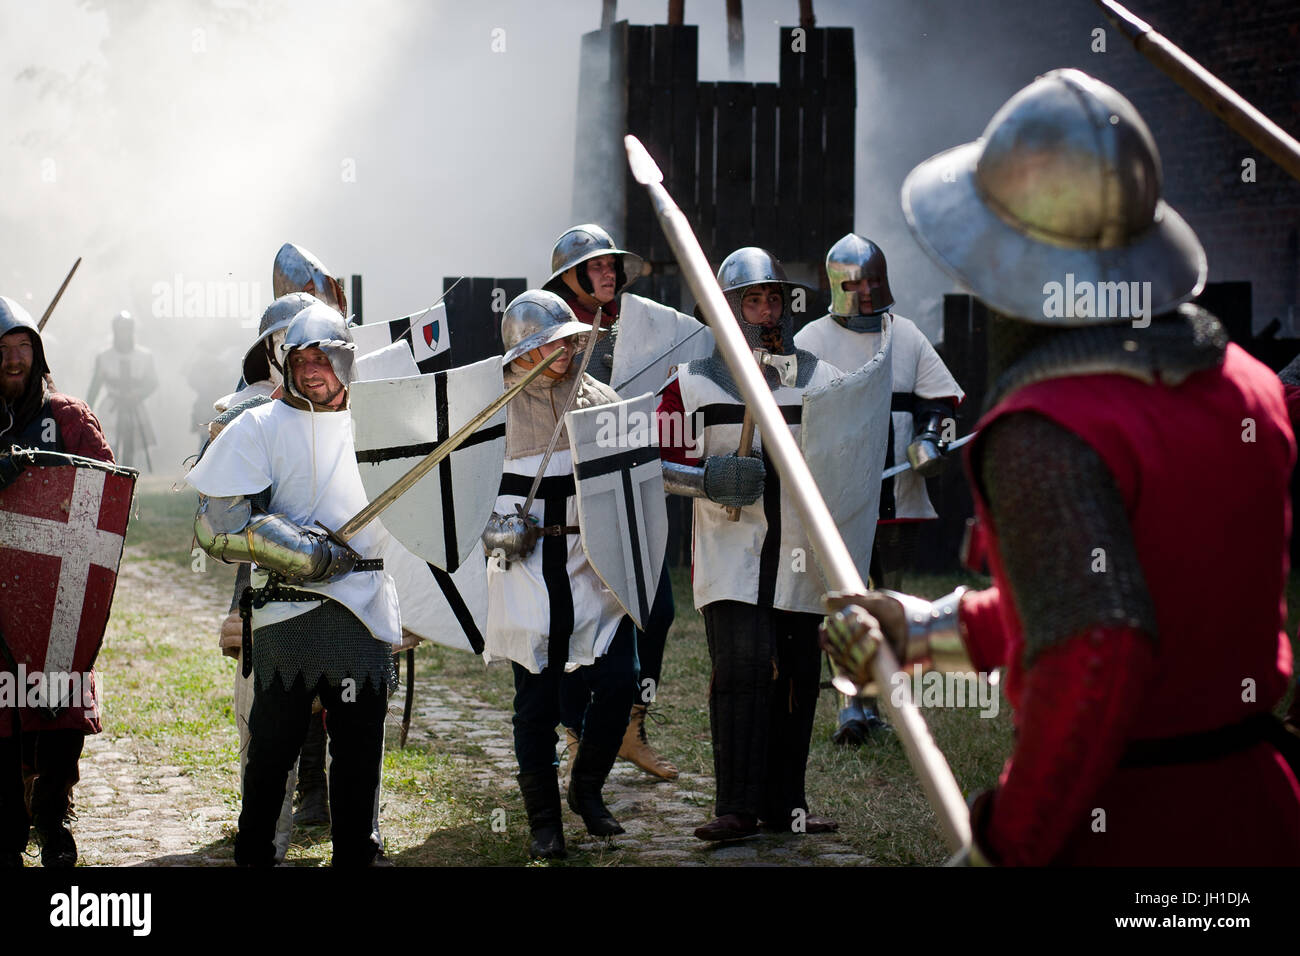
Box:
0 453 136 689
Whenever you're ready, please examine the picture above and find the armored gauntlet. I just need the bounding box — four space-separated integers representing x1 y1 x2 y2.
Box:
194 495 356 584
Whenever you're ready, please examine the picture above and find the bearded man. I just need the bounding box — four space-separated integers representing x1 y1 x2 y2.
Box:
0 296 113 868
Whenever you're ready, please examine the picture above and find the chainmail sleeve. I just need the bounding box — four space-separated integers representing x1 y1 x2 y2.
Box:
974 412 1158 665
972 411 1161 864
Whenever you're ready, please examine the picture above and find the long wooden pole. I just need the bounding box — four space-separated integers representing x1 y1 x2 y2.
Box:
625 135 971 852
1096 0 1300 182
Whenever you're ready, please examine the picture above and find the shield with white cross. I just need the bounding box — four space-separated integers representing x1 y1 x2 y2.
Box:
566 394 667 630
0 451 137 709
350 356 506 573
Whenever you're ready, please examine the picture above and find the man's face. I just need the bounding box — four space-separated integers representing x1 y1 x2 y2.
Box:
0 329 34 401
740 284 784 326
535 337 573 376
288 346 345 407
583 255 618 305
841 277 873 314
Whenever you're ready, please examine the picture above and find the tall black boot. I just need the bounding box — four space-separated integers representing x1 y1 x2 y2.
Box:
566 742 625 837
517 769 566 859
30 731 83 869
294 710 330 828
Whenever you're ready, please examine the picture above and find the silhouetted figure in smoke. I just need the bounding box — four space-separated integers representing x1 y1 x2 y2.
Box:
87 311 157 471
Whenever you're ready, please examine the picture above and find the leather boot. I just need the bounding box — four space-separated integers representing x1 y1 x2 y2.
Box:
561 727 580 787
30 732 80 868
566 743 625 837
618 704 679 780
294 710 330 828
517 770 566 860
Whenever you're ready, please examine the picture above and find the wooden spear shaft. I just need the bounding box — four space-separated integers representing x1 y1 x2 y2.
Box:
625 134 971 852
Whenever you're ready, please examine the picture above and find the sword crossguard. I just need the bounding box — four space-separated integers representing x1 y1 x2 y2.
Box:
314 520 362 560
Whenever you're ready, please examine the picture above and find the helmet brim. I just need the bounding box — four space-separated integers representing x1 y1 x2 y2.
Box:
501 320 607 366
902 141 1207 324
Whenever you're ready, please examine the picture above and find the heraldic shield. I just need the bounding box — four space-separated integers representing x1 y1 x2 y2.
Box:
351 356 506 572
566 393 668 629
0 451 137 710
800 321 894 585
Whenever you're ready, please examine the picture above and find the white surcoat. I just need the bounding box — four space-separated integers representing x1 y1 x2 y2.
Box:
795 313 963 520
185 399 401 645
676 357 842 614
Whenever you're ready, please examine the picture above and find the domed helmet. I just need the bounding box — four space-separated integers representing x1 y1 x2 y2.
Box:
278 301 355 402
500 289 605 375
542 224 645 301
826 234 894 317
715 246 804 353
902 68 1206 326
272 242 347 314
242 292 319 386
0 296 49 379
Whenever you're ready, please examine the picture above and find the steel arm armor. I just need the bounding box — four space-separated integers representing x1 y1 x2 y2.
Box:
194 494 356 584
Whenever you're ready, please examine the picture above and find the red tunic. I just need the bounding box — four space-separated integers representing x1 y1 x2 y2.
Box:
960 343 1300 865
1 392 114 736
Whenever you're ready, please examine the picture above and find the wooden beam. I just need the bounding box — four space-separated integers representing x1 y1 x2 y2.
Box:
667 0 683 26
799 0 815 29
726 0 744 78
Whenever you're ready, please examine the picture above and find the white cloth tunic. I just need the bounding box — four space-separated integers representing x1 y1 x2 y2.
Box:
795 313 963 520
677 358 842 615
185 399 401 645
483 449 627 674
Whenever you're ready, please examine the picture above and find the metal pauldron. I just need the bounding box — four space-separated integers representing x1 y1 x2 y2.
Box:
660 461 707 498
884 586 971 671
194 495 355 583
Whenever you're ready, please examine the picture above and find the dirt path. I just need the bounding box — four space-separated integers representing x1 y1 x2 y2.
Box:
44 549 869 867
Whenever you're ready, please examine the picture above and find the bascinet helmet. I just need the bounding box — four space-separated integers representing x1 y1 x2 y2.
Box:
0 296 49 379
243 292 319 386
902 68 1206 326
272 242 347 314
542 224 645 300
500 289 605 371
278 301 355 402
826 234 894 317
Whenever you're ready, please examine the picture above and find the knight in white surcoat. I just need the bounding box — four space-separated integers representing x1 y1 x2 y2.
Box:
481 290 638 860
657 247 843 841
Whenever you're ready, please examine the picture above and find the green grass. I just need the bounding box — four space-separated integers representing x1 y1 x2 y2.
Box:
100 482 1299 866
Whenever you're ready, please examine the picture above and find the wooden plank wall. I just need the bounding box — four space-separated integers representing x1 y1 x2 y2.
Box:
440 276 527 369
609 24 854 279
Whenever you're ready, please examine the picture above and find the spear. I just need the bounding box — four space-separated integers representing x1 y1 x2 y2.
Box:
38 257 82 331
625 134 971 852
1095 0 1300 182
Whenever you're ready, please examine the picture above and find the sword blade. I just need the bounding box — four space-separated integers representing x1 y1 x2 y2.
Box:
625 133 972 853
881 431 977 480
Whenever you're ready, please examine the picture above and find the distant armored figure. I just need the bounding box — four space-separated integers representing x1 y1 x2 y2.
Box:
87 311 158 471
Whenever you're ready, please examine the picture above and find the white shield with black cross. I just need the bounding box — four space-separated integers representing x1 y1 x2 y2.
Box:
566 393 668 630
800 323 894 585
350 355 506 572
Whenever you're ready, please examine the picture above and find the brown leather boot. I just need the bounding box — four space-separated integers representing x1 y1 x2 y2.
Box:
618 704 679 780
561 727 580 787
